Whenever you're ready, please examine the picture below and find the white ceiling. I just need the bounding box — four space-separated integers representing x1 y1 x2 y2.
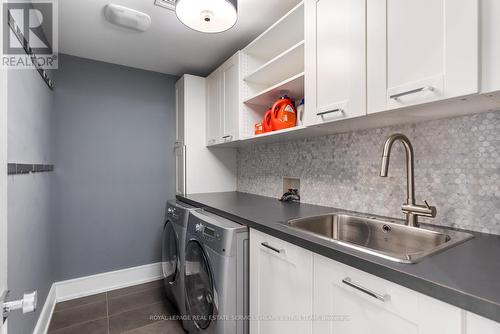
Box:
59 0 301 76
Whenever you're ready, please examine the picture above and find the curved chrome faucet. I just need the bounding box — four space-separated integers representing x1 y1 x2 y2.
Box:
380 134 436 227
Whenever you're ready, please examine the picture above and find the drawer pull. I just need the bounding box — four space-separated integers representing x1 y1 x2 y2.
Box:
389 86 434 100
261 242 282 254
317 108 343 116
222 135 233 140
342 277 389 302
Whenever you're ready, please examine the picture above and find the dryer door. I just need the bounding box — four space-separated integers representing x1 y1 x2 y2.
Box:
185 240 214 330
162 220 179 283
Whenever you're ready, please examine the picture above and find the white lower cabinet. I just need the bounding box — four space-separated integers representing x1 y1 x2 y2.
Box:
313 254 462 334
249 229 313 334
466 312 500 334
249 230 500 334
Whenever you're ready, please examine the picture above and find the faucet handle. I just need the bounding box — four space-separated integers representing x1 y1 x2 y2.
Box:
423 200 437 218
402 201 437 218
422 200 437 218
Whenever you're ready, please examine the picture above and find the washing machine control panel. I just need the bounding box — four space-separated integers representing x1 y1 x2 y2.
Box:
195 223 221 240
166 205 183 221
203 226 217 238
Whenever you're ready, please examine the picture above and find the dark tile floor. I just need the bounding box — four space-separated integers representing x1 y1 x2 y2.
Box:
48 280 186 334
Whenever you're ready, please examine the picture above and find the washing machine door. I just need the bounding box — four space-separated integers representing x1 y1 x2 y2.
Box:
162 221 179 284
185 240 214 330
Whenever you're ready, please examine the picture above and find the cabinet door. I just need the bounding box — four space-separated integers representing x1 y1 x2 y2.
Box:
466 312 500 333
220 53 240 142
304 0 366 126
367 0 478 114
206 69 222 146
481 0 500 95
175 77 186 195
175 145 185 195
313 254 462 334
250 229 313 334
175 77 184 146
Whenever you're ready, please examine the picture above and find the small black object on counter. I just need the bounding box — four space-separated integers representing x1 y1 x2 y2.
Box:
279 188 300 202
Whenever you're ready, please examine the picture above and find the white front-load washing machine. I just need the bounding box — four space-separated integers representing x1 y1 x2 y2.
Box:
162 200 197 331
184 209 249 334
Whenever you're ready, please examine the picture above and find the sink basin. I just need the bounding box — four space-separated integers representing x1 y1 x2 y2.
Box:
286 214 473 263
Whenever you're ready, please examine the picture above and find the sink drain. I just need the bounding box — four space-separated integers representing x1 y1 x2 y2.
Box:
382 224 392 233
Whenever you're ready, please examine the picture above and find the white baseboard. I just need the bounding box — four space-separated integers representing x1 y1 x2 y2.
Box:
33 262 163 334
55 262 163 302
32 284 56 334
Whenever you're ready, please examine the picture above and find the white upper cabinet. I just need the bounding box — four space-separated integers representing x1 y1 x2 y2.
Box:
174 78 185 195
481 0 500 98
201 0 496 146
206 52 241 146
221 53 240 142
178 75 237 193
206 69 222 146
305 0 366 126
367 0 479 114
313 254 463 334
175 77 185 145
250 228 313 334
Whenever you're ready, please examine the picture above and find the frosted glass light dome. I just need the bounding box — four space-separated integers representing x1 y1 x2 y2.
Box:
176 0 238 33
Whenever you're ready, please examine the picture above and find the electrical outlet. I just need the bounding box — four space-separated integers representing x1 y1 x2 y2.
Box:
282 177 300 195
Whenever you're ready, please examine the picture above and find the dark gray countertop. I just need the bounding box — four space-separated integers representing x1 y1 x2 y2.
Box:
177 191 500 323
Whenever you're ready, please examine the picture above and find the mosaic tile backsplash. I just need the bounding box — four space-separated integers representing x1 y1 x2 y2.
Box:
237 111 500 235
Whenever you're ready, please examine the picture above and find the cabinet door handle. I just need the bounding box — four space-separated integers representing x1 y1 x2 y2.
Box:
222 135 233 140
389 86 434 100
261 242 282 254
317 109 343 116
342 277 389 302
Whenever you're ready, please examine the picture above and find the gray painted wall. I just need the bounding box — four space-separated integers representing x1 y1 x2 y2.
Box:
53 54 177 280
8 68 54 334
238 110 500 235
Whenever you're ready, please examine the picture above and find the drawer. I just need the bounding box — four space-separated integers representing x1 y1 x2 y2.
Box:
315 254 419 324
314 254 463 334
251 229 310 262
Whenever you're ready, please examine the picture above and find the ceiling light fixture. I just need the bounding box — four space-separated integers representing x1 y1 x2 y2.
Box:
104 4 152 32
175 0 238 33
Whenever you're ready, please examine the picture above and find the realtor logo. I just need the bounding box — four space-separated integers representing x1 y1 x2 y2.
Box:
2 0 58 69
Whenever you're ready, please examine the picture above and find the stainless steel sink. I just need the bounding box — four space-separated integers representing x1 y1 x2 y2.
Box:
286 214 473 263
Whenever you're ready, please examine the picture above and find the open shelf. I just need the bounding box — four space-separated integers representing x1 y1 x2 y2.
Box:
213 125 311 148
250 125 307 140
244 72 305 107
237 1 306 145
244 2 304 62
244 41 304 86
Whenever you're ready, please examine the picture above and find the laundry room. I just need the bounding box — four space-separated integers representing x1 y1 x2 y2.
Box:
1 0 500 334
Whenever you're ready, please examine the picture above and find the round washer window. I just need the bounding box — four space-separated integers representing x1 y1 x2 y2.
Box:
185 240 214 330
162 221 179 283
